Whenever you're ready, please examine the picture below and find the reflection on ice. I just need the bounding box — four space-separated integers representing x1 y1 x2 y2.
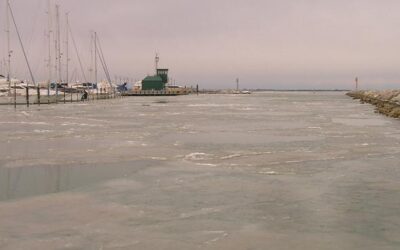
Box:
0 160 153 201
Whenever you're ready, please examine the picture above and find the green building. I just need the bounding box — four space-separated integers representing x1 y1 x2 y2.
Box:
141 69 169 90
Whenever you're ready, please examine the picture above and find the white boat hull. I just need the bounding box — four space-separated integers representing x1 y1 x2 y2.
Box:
0 92 85 105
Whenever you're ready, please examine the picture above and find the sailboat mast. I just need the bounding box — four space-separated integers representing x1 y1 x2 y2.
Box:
8 0 36 109
89 32 93 82
8 0 36 85
69 23 87 82
56 4 61 85
65 12 69 84
94 31 97 85
53 4 59 98
47 0 52 96
6 0 11 94
95 34 112 87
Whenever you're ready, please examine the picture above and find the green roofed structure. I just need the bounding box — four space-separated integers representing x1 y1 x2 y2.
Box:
141 70 169 90
140 55 169 91
124 55 190 96
141 75 165 90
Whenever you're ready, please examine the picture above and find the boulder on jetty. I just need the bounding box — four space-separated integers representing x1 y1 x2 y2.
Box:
347 90 400 118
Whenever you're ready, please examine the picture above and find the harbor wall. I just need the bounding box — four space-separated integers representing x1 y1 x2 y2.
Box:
347 90 400 118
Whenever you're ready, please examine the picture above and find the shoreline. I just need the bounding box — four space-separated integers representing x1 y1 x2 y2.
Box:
347 90 400 118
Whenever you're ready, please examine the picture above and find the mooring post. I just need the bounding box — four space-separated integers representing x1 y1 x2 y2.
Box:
26 85 29 107
14 82 16 109
37 85 40 106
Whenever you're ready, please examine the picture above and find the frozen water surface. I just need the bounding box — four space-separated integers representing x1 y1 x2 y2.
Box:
0 92 400 249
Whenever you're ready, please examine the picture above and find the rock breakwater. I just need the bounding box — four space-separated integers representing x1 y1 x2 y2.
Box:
347 90 400 118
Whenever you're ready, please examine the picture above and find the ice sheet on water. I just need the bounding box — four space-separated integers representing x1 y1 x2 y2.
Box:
332 118 390 126
184 152 213 161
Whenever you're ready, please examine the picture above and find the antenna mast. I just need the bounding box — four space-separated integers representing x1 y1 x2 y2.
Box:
155 53 159 74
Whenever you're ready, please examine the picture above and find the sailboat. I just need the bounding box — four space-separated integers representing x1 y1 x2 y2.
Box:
0 0 60 105
0 80 59 105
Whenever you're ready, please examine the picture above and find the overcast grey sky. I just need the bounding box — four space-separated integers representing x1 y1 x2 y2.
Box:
1 0 400 89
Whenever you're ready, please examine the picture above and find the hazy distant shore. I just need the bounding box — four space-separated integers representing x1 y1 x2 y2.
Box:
347 90 400 118
199 89 350 94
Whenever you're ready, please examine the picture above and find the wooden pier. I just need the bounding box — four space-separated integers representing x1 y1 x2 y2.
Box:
121 89 190 96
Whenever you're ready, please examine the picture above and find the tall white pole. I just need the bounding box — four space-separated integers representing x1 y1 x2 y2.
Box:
355 77 359 91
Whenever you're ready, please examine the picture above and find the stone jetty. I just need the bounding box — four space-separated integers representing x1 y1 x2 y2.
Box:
347 90 400 118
